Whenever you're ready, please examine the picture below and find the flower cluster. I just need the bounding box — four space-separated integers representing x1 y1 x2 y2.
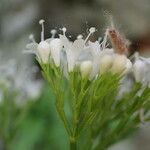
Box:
25 20 150 150
26 20 150 87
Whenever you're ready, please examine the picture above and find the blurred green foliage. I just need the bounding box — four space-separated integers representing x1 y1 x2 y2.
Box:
0 84 68 150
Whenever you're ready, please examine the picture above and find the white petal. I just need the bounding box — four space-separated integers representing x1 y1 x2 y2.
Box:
45 38 53 44
72 39 85 50
88 41 101 77
37 41 51 64
59 34 72 49
49 38 63 66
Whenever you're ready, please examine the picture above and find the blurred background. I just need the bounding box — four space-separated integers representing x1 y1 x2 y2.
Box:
0 0 150 150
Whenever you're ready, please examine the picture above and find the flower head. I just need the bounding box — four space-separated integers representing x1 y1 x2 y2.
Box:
25 20 149 84
25 20 150 150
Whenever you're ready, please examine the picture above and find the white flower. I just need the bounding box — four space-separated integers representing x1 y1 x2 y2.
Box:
49 38 62 67
59 27 98 73
87 41 102 77
37 41 51 63
59 29 85 72
25 20 55 64
80 61 93 78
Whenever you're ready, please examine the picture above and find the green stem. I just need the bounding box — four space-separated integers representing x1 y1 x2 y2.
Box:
70 137 77 150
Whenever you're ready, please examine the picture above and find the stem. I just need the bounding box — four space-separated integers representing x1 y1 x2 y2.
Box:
70 137 77 150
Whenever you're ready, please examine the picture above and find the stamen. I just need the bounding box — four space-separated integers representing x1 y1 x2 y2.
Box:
85 27 96 44
29 34 36 43
51 29 57 38
39 19 45 41
62 27 67 35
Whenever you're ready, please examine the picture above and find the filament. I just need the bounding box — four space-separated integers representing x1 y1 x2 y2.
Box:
39 19 45 41
62 27 67 35
51 29 57 38
84 27 96 44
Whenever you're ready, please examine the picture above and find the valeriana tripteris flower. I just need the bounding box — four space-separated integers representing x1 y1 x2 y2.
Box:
25 20 133 79
25 19 62 65
59 27 85 72
25 20 150 150
59 27 102 75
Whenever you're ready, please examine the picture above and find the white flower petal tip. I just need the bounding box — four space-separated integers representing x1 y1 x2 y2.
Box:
49 38 63 67
80 61 93 78
99 54 114 74
133 60 145 83
37 41 51 64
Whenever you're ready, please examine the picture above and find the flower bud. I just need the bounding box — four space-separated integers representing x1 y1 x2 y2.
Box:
111 54 127 74
49 38 62 67
80 61 93 78
37 41 51 64
99 54 114 74
133 60 145 82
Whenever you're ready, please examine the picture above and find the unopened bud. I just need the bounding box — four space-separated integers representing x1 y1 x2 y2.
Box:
99 54 113 74
111 54 127 74
80 61 93 78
